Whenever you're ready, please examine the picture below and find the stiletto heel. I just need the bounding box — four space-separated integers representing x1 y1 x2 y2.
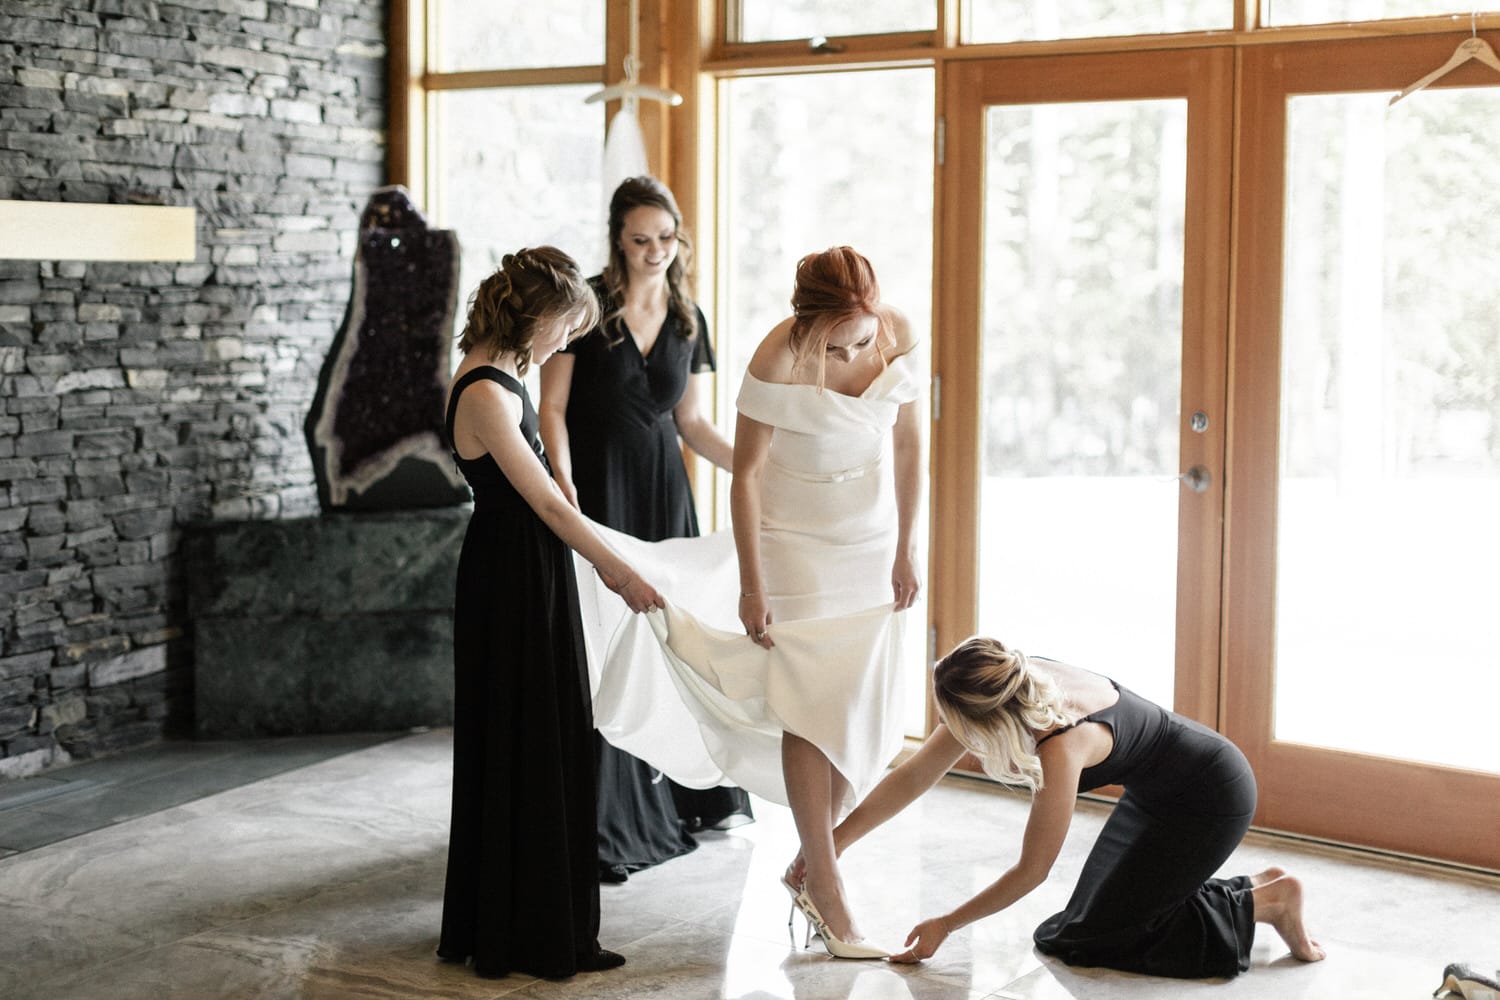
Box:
1435 963 1500 1000
781 869 803 945
791 888 889 960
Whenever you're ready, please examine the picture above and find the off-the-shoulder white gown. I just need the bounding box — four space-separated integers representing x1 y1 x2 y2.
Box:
575 348 924 814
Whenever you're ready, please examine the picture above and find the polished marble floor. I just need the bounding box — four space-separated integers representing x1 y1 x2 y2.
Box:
0 729 1494 999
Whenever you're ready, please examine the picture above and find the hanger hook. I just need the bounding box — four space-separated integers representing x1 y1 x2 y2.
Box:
1473 10 1479 38
623 54 638 84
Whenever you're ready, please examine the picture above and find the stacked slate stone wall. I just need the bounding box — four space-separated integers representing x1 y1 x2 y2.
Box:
0 0 386 778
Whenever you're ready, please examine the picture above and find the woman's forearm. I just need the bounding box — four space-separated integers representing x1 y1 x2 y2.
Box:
537 406 575 489
677 414 734 472
942 865 1046 933
833 726 964 855
891 405 923 553
729 472 764 594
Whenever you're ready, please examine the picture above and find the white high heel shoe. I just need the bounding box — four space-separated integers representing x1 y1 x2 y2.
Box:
789 887 889 960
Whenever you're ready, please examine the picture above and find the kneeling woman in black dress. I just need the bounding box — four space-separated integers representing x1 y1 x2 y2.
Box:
828 636 1325 979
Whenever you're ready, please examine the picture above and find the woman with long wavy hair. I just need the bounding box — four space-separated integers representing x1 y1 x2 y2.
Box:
540 176 750 883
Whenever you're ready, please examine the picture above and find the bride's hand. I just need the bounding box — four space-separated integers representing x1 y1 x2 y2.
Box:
891 551 921 611
739 592 774 648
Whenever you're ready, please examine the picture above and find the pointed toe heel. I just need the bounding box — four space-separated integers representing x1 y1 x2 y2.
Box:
791 888 889 960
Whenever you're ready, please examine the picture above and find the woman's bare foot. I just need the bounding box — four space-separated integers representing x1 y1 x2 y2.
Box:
785 855 807 891
1250 866 1286 888
1252 873 1326 962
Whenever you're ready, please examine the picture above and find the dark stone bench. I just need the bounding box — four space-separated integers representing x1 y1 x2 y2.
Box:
184 509 468 738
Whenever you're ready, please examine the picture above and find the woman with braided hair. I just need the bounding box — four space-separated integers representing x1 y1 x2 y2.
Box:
437 246 663 980
818 636 1325 979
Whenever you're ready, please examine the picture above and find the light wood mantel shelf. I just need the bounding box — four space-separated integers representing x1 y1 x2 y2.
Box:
0 200 197 262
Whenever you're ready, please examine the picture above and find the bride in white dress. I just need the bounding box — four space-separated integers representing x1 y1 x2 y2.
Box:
576 246 923 957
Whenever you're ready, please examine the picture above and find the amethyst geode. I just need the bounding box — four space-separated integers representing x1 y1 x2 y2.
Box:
305 186 469 510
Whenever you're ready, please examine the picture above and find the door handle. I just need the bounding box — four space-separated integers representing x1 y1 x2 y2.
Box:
1180 466 1211 493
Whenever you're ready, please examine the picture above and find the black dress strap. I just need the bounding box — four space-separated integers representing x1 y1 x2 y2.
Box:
1036 720 1083 748
445 366 523 444
1035 678 1122 748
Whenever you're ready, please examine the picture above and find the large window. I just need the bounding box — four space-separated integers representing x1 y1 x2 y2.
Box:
395 5 606 329
1263 0 1490 25
1274 87 1500 774
977 99 1188 711
432 1 603 71
431 86 604 321
730 0 934 42
966 0 1228 42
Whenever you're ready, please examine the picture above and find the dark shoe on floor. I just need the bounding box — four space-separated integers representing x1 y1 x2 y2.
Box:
578 948 626 972
599 862 629 883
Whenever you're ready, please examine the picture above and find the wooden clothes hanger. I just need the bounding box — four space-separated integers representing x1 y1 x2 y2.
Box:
1389 13 1500 106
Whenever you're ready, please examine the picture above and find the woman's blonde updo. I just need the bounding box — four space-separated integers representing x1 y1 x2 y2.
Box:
787 246 891 389
457 246 600 375
932 636 1072 790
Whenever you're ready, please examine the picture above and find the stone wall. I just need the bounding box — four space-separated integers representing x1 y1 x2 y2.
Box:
0 0 387 778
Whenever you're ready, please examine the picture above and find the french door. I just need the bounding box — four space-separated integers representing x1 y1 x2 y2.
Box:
933 48 1234 728
1226 34 1500 871
936 36 1500 871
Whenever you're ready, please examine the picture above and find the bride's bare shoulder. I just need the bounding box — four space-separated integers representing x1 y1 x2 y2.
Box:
746 318 797 383
880 305 919 357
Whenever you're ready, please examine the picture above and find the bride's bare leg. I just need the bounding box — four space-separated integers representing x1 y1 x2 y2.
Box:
828 769 850 827
1251 872 1325 962
782 733 861 941
785 767 851 890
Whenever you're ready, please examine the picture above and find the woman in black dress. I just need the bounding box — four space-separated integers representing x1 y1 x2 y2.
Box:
540 176 752 881
437 246 664 979
820 636 1325 979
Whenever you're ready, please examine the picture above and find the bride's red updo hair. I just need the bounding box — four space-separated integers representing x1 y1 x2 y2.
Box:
787 246 891 388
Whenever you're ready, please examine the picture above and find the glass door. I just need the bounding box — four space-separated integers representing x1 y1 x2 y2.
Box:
935 49 1233 725
1228 33 1500 870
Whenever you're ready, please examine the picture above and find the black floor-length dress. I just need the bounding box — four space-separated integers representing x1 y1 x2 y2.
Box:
437 367 602 979
1032 674 1259 979
562 285 753 872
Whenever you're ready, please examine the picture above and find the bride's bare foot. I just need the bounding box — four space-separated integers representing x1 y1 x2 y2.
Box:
1252 873 1325 962
784 855 807 891
1250 866 1286 889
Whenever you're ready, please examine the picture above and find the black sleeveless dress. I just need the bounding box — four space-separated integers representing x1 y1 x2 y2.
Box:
561 284 752 875
1032 674 1258 979
437 367 602 979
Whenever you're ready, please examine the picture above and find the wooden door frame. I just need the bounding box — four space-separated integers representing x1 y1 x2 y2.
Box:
933 48 1234 732
1225 32 1500 871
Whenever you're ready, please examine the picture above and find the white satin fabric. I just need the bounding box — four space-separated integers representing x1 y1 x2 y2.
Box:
575 350 925 812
